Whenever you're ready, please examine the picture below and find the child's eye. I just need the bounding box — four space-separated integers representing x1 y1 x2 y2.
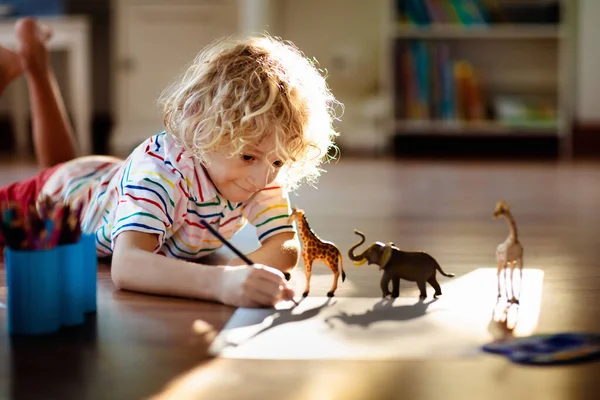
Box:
241 154 255 162
273 160 284 168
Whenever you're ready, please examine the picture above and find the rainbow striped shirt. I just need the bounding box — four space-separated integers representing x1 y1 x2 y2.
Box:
39 132 295 259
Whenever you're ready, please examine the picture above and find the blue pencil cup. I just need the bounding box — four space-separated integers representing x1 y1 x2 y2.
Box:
57 241 85 326
80 234 97 313
5 247 61 335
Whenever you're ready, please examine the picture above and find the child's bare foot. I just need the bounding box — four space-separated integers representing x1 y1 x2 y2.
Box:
0 44 23 94
15 17 52 77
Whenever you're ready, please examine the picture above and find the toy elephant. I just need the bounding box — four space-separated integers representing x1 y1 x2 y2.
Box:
348 230 455 299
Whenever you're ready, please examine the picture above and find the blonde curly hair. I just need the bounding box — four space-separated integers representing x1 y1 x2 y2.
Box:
158 34 342 191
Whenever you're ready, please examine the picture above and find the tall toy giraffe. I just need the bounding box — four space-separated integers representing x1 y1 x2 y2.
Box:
288 207 346 297
493 200 524 304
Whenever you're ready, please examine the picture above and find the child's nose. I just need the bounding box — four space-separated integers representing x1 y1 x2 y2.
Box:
248 164 272 190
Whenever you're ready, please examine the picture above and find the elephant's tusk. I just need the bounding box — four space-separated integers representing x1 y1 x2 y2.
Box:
353 259 367 266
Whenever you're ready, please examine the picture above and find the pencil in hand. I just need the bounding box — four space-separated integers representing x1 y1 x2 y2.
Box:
199 220 299 306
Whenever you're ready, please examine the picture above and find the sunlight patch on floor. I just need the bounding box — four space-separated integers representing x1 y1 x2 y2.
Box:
209 268 544 360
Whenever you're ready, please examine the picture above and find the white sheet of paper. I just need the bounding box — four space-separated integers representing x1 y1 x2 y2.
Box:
209 268 544 360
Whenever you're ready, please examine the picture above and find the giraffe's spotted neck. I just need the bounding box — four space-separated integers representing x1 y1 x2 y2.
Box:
298 214 320 242
503 211 518 242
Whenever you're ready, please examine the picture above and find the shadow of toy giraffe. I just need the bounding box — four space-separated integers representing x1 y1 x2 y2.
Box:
487 297 520 341
324 298 439 329
224 298 336 348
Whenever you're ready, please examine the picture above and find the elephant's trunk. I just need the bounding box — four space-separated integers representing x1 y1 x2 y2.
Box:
348 230 367 262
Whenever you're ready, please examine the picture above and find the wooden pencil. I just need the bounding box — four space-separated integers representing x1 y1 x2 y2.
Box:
199 220 299 306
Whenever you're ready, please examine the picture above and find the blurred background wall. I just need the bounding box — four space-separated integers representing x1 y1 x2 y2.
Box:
0 0 598 160
576 0 600 121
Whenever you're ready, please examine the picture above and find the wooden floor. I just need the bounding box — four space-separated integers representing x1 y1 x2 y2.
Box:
2 157 600 399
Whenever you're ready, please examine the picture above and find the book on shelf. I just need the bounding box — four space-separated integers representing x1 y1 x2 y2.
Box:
394 40 557 130
396 0 560 26
396 0 492 26
396 40 485 123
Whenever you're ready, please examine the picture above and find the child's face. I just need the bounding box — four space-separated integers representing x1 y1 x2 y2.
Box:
203 136 285 202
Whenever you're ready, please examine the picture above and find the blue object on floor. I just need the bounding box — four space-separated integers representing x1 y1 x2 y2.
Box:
4 235 97 335
5 246 61 335
57 241 85 326
483 333 600 365
80 234 97 313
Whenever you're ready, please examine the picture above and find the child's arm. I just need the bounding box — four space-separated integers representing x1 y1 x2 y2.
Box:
111 231 295 308
228 232 300 273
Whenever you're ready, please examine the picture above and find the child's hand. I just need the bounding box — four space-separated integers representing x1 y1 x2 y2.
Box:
220 265 295 308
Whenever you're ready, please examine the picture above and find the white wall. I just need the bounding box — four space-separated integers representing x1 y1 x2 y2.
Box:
239 0 389 151
239 0 282 36
278 0 389 151
576 0 600 121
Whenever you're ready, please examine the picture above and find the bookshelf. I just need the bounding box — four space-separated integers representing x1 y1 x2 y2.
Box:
393 24 563 39
395 119 558 135
382 0 577 158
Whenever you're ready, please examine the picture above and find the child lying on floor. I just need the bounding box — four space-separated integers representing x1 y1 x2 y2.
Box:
0 18 342 308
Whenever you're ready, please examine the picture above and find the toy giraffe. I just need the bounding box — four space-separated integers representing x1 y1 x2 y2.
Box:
288 207 346 297
493 200 524 303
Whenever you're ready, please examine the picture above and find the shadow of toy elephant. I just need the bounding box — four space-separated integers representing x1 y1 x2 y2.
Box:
324 297 439 329
348 230 455 299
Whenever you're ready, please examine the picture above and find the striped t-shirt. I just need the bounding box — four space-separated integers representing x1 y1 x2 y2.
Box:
39 132 296 260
